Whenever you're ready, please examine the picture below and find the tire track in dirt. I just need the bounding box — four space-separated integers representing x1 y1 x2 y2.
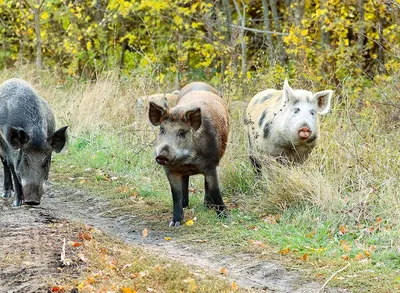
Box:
41 183 348 293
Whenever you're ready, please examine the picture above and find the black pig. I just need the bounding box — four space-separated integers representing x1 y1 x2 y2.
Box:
0 78 67 206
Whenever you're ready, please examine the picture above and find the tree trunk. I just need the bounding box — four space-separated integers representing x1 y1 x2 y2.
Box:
269 0 286 65
261 0 274 66
357 0 365 69
232 0 247 99
34 0 42 70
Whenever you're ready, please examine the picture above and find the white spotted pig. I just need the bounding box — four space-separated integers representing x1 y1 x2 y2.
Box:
245 79 333 172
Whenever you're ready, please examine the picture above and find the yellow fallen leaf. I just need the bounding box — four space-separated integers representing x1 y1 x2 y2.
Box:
278 247 291 255
363 249 371 257
142 228 148 239
185 220 194 226
341 254 350 260
121 288 136 293
164 237 172 241
221 267 227 274
354 252 366 261
232 281 238 291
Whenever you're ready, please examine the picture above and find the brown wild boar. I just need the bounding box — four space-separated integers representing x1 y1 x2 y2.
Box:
149 83 229 227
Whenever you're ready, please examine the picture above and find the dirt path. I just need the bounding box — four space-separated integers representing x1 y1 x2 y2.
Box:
1 179 347 293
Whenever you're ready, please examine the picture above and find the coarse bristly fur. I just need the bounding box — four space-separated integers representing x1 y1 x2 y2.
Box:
245 79 333 171
0 78 68 206
149 82 229 227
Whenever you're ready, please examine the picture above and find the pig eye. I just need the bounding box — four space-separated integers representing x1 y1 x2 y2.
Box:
177 129 187 139
294 108 300 114
159 127 166 135
310 110 316 116
42 158 50 169
23 156 29 166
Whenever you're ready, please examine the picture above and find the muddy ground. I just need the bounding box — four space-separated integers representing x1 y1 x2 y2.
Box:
0 177 347 293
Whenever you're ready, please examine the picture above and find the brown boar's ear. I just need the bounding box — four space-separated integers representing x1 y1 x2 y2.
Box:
185 107 202 131
312 90 333 115
282 79 296 105
149 102 166 126
51 126 68 153
8 127 29 149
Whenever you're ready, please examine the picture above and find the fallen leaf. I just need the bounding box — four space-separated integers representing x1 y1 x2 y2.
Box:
363 249 372 257
78 253 88 263
191 239 208 243
278 247 291 255
339 225 348 235
185 220 194 226
142 228 149 239
232 281 238 291
376 216 383 223
68 241 83 247
131 271 147 278
79 179 87 184
341 254 350 260
340 240 352 252
354 252 366 261
121 288 136 293
300 253 308 261
221 267 227 274
263 214 278 225
79 232 93 241
51 286 65 292
164 237 172 241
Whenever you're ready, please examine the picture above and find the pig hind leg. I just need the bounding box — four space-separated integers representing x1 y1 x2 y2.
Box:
204 169 226 215
167 173 185 227
1 158 12 198
182 175 189 208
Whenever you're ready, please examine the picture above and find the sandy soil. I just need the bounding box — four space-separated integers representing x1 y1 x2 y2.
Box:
0 178 347 293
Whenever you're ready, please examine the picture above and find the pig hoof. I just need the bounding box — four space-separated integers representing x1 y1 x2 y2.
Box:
169 221 181 227
12 199 22 207
2 191 12 198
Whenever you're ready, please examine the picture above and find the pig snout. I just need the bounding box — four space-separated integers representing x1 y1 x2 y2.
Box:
155 146 174 166
298 126 312 140
156 154 169 165
22 183 43 205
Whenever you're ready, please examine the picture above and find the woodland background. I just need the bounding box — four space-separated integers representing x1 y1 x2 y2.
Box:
0 0 399 99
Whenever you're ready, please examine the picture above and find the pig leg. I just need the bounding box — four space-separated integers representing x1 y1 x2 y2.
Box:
249 155 262 176
9 165 23 206
182 175 189 208
1 158 12 198
167 173 184 227
204 168 226 214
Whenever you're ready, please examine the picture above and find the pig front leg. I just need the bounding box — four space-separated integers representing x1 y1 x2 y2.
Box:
182 175 189 208
9 165 23 206
167 172 184 227
1 158 12 198
204 168 226 215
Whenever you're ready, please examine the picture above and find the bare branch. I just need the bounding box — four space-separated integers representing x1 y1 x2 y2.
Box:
230 24 289 36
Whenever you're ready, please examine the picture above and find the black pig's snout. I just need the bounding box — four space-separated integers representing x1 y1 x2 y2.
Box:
156 155 169 165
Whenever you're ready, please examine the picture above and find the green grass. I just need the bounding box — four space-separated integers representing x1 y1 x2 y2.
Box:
2 65 399 292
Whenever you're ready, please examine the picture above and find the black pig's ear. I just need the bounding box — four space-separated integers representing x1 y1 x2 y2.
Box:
8 127 29 149
149 102 166 126
51 126 68 153
185 107 202 131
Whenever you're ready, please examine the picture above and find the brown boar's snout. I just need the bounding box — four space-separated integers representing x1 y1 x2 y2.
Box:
156 154 169 166
298 126 312 139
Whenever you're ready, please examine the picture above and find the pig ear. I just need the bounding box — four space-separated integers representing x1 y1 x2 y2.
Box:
185 107 202 131
8 127 29 149
51 126 68 153
312 90 333 115
282 79 296 105
149 102 166 126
